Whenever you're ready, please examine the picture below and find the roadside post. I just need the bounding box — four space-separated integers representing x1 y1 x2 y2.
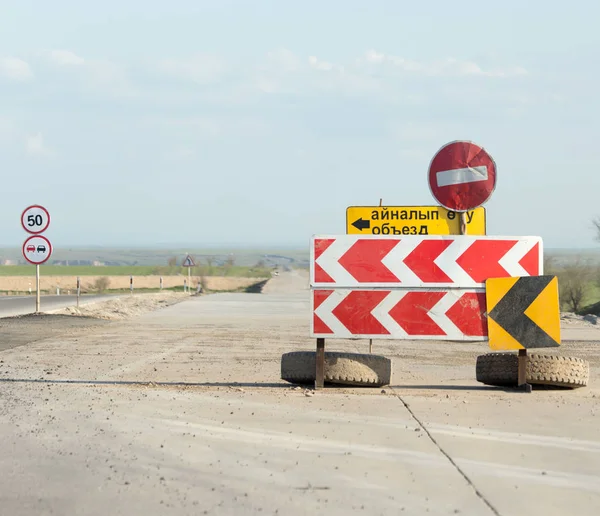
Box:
130 275 133 294
21 205 52 314
182 254 195 295
160 276 163 290
76 277 81 307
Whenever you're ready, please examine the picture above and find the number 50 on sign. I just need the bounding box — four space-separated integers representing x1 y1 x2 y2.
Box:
21 205 51 234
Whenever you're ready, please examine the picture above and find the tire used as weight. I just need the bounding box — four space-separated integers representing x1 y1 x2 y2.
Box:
281 351 392 387
476 352 589 389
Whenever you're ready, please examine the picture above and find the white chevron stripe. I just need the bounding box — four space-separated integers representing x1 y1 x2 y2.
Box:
427 291 465 338
313 289 352 337
371 290 409 337
434 238 476 286
381 239 422 286
498 239 537 277
313 238 358 286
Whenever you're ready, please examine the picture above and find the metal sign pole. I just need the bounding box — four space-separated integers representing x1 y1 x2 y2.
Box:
35 264 40 313
459 212 467 235
76 276 80 308
315 338 325 390
188 267 191 294
517 349 532 392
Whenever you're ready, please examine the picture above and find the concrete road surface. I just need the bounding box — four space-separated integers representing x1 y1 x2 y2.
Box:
0 270 598 516
0 294 116 319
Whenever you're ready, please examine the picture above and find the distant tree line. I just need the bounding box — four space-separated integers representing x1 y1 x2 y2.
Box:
548 218 600 313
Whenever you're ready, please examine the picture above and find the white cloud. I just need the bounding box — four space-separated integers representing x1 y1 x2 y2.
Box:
45 49 85 66
145 115 269 137
266 48 301 72
254 48 528 102
82 60 136 97
0 57 34 81
156 54 225 84
308 56 342 72
256 49 380 96
25 132 53 156
358 50 528 78
254 76 279 93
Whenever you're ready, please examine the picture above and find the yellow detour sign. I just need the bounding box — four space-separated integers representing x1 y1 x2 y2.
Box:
485 275 561 351
346 206 486 236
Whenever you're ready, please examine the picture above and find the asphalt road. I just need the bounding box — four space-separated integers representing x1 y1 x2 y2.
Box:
0 294 116 319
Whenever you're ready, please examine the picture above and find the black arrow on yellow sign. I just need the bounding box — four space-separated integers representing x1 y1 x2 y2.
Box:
486 275 561 350
351 218 370 231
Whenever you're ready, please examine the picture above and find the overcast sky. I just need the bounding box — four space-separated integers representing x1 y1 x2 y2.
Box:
1 0 599 249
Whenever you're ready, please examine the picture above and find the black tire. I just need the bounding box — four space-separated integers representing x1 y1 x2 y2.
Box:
476 352 589 388
281 351 392 387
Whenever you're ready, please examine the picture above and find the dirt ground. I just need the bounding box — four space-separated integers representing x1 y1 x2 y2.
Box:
0 270 599 515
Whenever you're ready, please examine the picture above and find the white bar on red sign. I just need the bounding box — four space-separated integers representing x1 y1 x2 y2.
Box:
311 288 488 341
436 165 488 187
311 235 543 288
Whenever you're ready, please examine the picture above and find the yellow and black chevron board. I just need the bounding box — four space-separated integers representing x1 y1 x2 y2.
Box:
485 275 561 351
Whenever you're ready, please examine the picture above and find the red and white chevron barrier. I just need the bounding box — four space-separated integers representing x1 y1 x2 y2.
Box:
311 235 542 288
312 288 488 340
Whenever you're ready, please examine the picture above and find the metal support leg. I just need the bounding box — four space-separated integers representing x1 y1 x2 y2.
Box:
517 349 532 393
315 338 325 390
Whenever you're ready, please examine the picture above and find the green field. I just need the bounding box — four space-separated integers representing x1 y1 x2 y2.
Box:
0 246 309 268
0 264 272 278
576 283 600 312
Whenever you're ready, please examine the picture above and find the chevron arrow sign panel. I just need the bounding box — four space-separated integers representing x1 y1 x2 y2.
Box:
311 288 488 340
486 275 560 350
311 235 542 288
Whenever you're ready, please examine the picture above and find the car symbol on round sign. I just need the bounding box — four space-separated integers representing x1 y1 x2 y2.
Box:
22 235 53 265
21 204 51 235
428 140 497 212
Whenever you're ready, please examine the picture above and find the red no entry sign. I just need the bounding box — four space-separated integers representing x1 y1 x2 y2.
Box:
428 140 497 212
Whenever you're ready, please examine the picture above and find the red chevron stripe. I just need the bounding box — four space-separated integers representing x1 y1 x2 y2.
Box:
337 239 399 283
388 291 447 335
313 290 334 334
445 291 487 336
403 239 453 283
313 238 335 283
456 239 517 283
518 242 540 276
331 290 390 334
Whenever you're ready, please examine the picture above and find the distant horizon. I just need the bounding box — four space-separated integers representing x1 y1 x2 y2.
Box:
0 243 599 253
0 242 310 251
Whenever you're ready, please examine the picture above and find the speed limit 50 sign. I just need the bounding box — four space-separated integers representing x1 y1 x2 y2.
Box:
21 205 50 234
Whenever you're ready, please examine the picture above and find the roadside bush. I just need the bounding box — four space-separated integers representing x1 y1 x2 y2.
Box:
554 258 594 313
93 277 111 293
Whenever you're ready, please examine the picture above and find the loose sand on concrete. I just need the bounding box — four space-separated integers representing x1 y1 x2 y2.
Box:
0 269 599 515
